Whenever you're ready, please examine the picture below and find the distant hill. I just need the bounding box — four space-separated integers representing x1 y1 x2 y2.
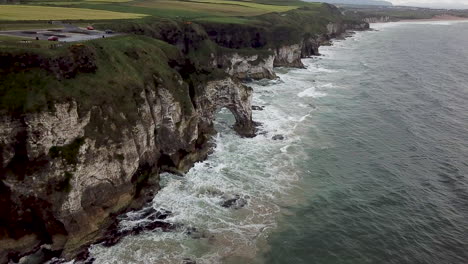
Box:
308 0 393 6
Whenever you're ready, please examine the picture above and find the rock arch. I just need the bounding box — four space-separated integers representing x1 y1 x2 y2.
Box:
197 77 257 137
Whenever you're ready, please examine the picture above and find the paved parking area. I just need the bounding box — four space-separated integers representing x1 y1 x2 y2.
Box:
0 23 119 42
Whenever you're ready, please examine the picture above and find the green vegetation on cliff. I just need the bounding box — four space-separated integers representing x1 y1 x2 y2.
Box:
49 137 85 164
0 0 365 146
0 34 197 146
0 1 361 119
342 5 468 21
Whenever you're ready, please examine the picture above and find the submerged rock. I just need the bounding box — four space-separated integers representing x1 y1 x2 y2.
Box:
16 246 61 264
272 134 285 140
252 105 265 111
99 208 174 248
221 194 248 209
182 258 197 264
185 227 207 240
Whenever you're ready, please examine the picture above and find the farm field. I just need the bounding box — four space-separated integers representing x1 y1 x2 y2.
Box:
0 0 324 41
0 5 147 21
0 0 309 21
188 0 297 12
131 0 286 17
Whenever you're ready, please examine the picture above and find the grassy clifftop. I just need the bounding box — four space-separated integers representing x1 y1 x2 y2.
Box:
342 5 468 20
1 0 311 23
0 0 364 142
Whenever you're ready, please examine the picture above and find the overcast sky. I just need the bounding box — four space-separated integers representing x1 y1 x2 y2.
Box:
388 0 468 8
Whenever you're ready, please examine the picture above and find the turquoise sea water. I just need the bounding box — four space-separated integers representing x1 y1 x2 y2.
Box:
264 21 468 264
90 21 468 264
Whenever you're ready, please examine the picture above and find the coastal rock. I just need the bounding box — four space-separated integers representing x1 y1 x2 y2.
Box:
252 105 265 111
363 16 392 23
198 78 257 138
221 194 248 209
273 44 304 68
272 135 285 140
302 36 324 57
327 22 369 39
99 208 174 248
0 74 255 262
183 258 197 264
185 227 209 240
218 53 277 80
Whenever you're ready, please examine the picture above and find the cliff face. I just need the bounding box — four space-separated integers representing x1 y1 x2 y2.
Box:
0 76 254 262
273 44 304 68
0 36 256 263
0 15 368 263
363 16 393 23
214 52 276 80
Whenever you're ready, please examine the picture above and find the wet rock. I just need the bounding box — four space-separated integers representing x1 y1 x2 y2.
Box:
182 258 197 264
221 194 248 209
130 206 171 221
98 208 175 248
272 134 285 140
18 246 61 264
185 227 206 239
48 258 67 264
73 249 94 264
252 105 265 111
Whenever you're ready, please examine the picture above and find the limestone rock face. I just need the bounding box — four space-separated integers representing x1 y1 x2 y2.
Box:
327 22 370 36
364 16 392 23
273 44 305 68
0 76 255 262
197 78 256 137
214 53 276 80
302 36 326 57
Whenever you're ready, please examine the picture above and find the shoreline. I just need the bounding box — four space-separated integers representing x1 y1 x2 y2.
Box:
399 15 468 22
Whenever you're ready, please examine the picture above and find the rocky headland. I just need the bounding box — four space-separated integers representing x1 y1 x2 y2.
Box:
0 4 368 263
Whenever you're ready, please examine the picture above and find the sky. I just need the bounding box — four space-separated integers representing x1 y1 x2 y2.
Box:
388 0 468 8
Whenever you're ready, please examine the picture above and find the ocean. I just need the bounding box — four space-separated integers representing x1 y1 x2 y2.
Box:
89 21 468 263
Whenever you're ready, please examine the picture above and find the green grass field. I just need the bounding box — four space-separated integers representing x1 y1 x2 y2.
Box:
0 22 63 30
187 0 296 13
0 0 308 23
0 5 147 20
131 0 270 17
